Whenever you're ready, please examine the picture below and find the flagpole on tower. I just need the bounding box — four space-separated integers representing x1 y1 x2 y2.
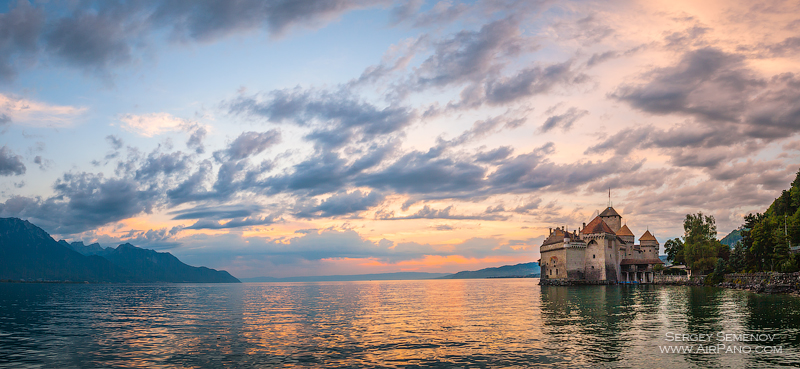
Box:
608 188 611 207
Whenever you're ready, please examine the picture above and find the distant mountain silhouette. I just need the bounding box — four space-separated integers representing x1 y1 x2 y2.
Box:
439 262 541 279
0 217 239 283
241 272 449 282
0 218 135 282
720 228 743 248
104 243 239 283
62 241 110 256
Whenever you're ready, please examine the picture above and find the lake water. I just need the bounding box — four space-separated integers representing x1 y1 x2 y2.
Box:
1 279 799 368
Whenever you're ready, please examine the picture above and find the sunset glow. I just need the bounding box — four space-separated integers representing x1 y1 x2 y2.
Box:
1 0 799 278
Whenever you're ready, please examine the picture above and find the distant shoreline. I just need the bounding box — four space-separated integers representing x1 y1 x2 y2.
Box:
0 279 89 284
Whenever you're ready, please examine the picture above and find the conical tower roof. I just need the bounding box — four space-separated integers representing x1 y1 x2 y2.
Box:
617 224 634 236
640 230 657 241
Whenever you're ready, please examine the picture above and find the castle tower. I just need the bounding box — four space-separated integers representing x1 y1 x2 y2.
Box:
617 224 635 244
580 216 619 282
599 206 622 233
639 230 660 259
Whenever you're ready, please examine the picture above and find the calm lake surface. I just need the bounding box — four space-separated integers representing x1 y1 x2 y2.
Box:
1 279 799 368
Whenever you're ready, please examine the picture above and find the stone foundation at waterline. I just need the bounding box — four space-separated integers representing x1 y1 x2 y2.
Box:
538 278 616 286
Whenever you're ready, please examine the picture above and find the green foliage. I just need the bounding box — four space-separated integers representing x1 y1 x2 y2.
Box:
663 267 687 275
653 264 665 273
682 213 726 274
728 240 747 272
736 167 800 273
704 258 726 285
664 238 684 265
778 254 799 273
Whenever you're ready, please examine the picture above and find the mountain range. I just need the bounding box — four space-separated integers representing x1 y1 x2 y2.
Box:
242 262 542 282
240 272 450 282
437 262 540 279
0 217 239 283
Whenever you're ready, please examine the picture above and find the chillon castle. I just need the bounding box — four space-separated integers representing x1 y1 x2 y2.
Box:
539 206 663 283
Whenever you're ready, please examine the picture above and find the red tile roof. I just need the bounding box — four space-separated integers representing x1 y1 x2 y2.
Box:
581 216 616 235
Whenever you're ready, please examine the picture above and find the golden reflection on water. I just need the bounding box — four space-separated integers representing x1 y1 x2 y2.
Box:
1 281 799 368
236 280 547 367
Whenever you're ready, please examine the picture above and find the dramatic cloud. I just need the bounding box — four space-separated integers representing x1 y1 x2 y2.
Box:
45 8 140 74
0 2 43 81
487 150 644 194
475 146 513 163
0 173 159 234
539 107 588 132
185 123 208 154
387 204 507 221
218 130 281 161
135 151 193 180
358 150 487 198
186 215 279 230
483 61 586 105
0 0 387 80
414 17 525 88
106 135 124 150
170 204 263 220
612 48 756 122
612 47 800 141
0 146 25 176
439 112 527 148
151 0 384 41
228 88 415 148
2 0 799 277
295 190 385 218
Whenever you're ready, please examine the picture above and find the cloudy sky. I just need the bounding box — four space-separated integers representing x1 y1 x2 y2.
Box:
1 0 799 278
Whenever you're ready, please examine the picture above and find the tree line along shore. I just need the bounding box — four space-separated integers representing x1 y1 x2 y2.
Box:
659 167 800 293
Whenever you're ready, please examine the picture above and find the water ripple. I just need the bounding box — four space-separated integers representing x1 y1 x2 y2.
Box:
0 281 799 368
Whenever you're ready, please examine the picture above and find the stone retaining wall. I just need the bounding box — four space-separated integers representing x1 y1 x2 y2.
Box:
653 274 689 284
720 272 800 294
538 273 800 294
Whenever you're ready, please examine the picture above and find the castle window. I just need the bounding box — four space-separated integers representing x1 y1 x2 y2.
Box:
591 266 594 269
593 254 595 259
556 269 558 275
